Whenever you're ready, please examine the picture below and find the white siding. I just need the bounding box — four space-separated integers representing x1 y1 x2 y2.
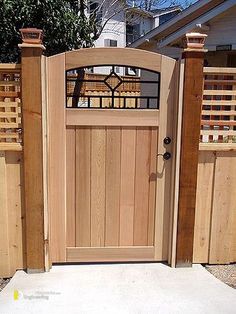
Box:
205 6 236 50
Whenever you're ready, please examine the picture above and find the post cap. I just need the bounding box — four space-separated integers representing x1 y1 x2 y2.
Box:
20 28 43 44
184 32 208 52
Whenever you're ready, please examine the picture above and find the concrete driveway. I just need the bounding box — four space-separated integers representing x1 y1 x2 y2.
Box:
0 263 235 314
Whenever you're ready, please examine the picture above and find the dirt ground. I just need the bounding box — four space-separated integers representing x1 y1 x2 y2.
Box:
206 264 236 289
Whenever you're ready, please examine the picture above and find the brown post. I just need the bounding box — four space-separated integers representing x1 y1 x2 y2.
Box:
18 29 46 272
176 33 207 267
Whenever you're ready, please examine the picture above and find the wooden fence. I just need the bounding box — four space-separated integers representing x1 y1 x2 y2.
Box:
1 63 236 277
67 72 141 108
0 64 25 277
194 67 236 264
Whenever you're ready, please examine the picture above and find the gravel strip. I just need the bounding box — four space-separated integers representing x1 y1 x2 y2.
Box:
0 278 10 292
206 264 236 289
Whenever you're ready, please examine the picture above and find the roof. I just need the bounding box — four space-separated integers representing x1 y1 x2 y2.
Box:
129 0 228 49
126 6 153 18
151 5 182 17
126 4 181 18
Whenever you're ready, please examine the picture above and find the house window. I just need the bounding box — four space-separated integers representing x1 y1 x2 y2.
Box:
126 24 140 45
104 39 118 47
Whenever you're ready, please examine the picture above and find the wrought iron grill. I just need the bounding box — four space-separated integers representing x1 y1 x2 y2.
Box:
66 65 160 109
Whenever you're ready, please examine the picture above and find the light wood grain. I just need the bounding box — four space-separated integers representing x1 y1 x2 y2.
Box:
170 59 184 267
155 56 176 261
91 128 106 247
67 246 154 262
66 128 76 247
148 128 158 245
202 110 236 116
105 128 121 246
0 152 10 277
209 152 236 264
5 152 26 275
203 90 236 96
65 48 162 72
199 143 236 151
47 53 66 262
134 128 151 245
119 128 136 246
204 67 236 74
75 127 91 247
193 151 215 263
66 109 159 127
0 143 22 151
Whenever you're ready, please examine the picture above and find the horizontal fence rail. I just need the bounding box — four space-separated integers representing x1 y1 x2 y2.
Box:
0 64 22 151
201 67 236 145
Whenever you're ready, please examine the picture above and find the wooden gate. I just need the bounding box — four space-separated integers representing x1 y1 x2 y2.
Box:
47 48 178 263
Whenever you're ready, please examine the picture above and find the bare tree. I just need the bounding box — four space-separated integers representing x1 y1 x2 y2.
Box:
127 1 180 11
85 0 195 41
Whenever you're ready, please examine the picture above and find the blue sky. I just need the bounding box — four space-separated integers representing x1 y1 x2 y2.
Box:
155 0 198 9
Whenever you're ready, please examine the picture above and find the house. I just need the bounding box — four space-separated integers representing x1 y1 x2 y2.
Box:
129 0 236 67
88 1 180 75
89 0 181 48
125 5 181 46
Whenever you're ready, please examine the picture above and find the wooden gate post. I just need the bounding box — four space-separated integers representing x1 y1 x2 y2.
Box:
176 33 207 267
18 29 46 273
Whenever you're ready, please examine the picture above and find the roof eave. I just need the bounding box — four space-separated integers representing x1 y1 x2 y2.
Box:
129 0 226 48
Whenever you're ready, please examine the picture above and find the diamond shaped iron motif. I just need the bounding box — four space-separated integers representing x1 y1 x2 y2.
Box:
104 70 123 91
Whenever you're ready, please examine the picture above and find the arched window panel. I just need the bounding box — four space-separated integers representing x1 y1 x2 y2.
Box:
66 65 160 109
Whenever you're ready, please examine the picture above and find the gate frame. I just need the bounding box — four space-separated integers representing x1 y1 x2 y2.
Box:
47 47 177 264
19 33 206 272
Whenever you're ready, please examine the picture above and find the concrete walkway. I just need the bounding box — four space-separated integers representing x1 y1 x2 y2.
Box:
0 263 235 314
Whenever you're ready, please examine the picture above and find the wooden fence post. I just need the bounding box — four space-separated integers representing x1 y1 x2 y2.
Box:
18 29 46 272
176 33 207 267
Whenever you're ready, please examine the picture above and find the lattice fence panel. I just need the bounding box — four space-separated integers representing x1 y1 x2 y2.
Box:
0 65 22 150
201 67 236 143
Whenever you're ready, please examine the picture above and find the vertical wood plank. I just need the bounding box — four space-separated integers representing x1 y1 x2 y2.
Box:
134 127 151 246
6 152 26 275
119 128 136 246
42 55 50 271
155 56 176 261
0 152 10 277
48 53 66 262
148 128 158 246
76 127 91 247
91 127 106 247
105 127 121 246
66 127 76 247
231 177 236 262
170 60 184 267
209 152 236 264
193 151 215 263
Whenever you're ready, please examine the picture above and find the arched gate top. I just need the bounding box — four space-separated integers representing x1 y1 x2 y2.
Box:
49 47 176 72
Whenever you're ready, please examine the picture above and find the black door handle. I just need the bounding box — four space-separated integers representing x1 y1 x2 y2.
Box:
163 137 171 145
157 152 171 160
